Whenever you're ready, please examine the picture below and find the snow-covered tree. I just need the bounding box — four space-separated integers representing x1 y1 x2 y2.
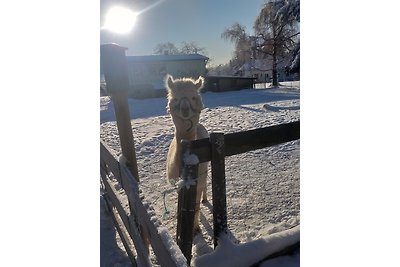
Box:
207 63 234 76
221 23 253 70
289 41 300 73
221 1 300 84
254 0 300 85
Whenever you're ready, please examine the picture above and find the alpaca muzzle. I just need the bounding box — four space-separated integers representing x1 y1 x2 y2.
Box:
181 105 190 118
173 97 198 119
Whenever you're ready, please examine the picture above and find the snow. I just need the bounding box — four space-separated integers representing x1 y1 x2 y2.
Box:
194 226 299 267
100 83 300 266
158 227 188 266
177 176 197 191
183 152 200 166
100 195 132 267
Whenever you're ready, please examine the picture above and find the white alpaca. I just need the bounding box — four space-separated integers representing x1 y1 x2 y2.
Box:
165 74 209 232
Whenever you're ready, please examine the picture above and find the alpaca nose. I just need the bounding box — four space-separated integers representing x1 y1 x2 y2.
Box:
181 106 189 118
180 101 190 118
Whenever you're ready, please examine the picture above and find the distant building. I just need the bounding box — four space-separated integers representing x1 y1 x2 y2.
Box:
237 58 299 83
125 53 209 98
205 76 256 92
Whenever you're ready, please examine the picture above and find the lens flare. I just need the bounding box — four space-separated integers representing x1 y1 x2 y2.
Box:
103 6 137 34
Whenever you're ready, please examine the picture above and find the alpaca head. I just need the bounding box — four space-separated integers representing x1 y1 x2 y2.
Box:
165 74 205 133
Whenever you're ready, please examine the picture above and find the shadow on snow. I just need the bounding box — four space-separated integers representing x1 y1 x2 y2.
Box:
100 87 300 123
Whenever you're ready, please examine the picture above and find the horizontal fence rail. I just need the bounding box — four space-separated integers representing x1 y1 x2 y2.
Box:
191 121 300 163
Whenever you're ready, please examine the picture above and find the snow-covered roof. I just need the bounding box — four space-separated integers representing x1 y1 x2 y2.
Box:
126 53 209 63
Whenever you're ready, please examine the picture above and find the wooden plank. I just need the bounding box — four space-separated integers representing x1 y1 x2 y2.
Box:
120 164 187 267
188 138 210 163
176 190 182 245
101 137 150 255
102 192 138 267
100 44 131 93
100 43 140 182
101 43 148 253
191 121 300 163
101 173 152 267
210 133 228 248
176 140 198 265
224 121 300 157
177 185 197 265
100 170 129 230
111 90 140 181
100 140 122 184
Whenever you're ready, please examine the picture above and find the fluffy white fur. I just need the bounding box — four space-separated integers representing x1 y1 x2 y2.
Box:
165 74 209 232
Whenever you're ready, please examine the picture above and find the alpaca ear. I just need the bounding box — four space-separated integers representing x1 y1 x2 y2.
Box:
195 76 204 91
165 74 174 91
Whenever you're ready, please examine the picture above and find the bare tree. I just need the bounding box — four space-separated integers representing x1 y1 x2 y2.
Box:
179 41 206 54
154 41 207 56
153 42 179 55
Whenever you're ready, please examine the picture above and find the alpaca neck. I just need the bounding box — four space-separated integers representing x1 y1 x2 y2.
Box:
175 127 197 142
171 115 199 141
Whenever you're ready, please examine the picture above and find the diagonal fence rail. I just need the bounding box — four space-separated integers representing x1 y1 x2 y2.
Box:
101 140 188 266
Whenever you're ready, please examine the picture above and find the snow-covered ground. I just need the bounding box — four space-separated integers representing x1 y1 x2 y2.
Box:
100 83 300 266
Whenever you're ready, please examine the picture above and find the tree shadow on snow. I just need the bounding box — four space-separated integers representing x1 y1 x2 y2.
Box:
262 104 300 112
235 105 266 113
201 88 299 110
100 88 300 123
100 196 132 267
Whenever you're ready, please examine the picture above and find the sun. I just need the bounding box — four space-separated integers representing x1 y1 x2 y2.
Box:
103 6 137 34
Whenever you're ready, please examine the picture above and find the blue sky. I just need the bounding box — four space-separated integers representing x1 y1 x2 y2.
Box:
100 0 265 66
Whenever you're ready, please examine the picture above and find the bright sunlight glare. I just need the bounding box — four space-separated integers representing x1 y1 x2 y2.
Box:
103 6 137 34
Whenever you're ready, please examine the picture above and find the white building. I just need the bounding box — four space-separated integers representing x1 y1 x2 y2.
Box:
125 53 209 98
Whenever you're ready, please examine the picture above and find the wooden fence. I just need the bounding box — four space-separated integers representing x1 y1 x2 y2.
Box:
100 43 300 266
101 140 188 266
175 121 300 262
101 120 300 266
100 44 188 267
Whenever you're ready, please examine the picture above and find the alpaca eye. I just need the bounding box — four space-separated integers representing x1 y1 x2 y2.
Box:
192 97 197 101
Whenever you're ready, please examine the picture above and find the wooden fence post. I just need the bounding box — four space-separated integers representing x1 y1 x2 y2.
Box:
100 43 149 252
176 140 198 265
210 133 228 248
100 43 139 181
